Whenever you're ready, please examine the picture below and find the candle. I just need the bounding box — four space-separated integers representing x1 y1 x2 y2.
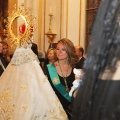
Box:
50 7 53 14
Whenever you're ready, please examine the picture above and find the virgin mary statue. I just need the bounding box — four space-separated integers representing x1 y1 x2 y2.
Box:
0 44 68 120
0 43 69 120
0 5 68 120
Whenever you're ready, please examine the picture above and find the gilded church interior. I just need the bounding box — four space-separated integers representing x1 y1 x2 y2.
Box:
0 0 101 57
1 0 120 120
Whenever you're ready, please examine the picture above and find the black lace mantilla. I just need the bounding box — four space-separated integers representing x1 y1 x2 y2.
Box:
72 0 120 120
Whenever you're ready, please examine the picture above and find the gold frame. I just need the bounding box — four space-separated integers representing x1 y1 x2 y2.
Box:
6 4 35 47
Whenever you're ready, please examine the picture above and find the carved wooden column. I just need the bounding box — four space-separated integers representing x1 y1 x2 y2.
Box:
86 0 101 50
0 0 8 38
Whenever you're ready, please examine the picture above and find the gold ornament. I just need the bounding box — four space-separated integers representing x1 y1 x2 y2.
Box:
5 3 36 48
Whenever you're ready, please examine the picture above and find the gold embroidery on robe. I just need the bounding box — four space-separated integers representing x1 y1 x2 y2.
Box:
0 90 14 120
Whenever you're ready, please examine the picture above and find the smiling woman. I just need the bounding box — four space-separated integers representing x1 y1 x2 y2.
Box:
44 38 79 119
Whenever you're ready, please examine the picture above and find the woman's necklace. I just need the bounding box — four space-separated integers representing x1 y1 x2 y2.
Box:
58 60 69 92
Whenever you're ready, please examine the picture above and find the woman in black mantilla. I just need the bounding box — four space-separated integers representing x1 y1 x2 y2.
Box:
72 0 120 120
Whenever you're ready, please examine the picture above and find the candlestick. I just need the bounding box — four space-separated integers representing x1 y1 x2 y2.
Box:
45 13 57 44
50 7 53 14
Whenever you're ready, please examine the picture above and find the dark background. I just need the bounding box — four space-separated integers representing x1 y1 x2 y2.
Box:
0 0 8 31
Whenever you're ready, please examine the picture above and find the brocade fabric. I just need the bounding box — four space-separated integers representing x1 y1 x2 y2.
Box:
0 47 68 120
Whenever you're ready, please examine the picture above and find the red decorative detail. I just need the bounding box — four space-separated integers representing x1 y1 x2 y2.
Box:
19 23 26 34
19 23 36 34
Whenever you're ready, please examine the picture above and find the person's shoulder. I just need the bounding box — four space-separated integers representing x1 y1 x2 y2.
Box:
0 66 4 76
82 57 85 60
0 56 7 67
32 43 37 47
